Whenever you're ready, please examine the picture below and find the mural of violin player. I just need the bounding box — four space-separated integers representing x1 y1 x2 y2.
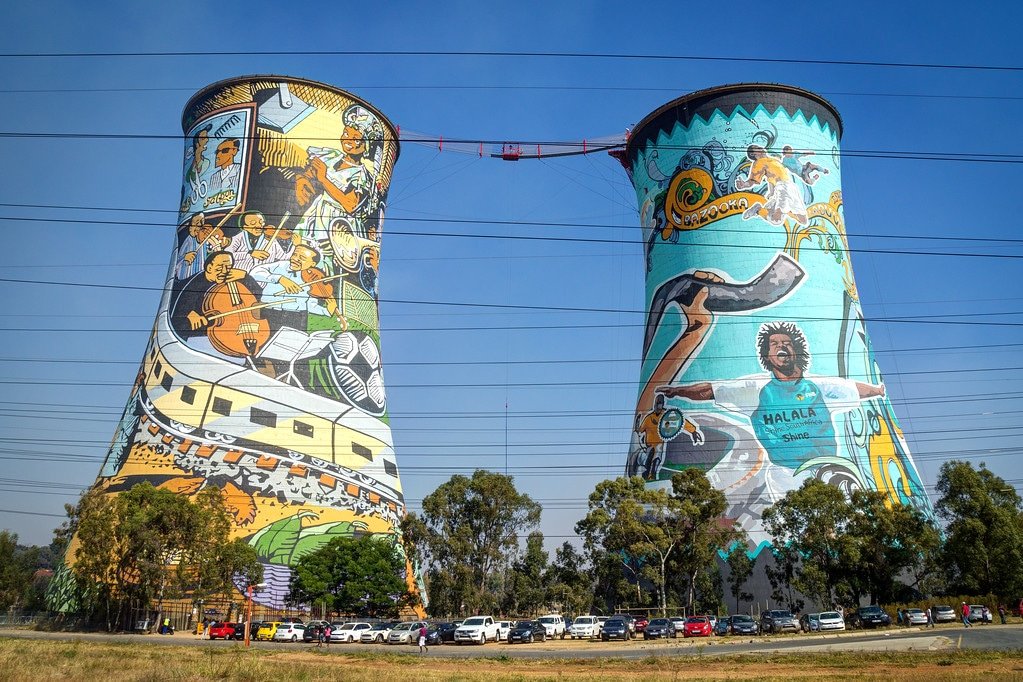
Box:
49 77 424 615
617 84 933 554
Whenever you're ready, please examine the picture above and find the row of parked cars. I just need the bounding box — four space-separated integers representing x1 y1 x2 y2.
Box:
206 603 983 647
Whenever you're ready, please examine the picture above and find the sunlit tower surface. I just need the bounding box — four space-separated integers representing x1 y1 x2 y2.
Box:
618 83 932 553
50 76 421 610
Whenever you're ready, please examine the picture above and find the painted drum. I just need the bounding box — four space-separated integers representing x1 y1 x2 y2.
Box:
619 83 932 553
49 76 424 612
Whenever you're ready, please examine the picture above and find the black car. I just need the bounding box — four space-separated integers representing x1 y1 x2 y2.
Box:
760 610 798 634
719 614 759 636
229 622 248 640
426 622 459 645
302 624 325 643
643 618 676 639
600 617 631 641
848 605 891 629
508 620 547 644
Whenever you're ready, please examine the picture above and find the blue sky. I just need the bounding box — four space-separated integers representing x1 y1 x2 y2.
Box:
1 0 1021 547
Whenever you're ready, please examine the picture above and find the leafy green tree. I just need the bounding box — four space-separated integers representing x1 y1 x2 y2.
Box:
668 470 738 611
846 489 940 604
502 531 548 616
403 470 541 616
61 483 260 629
576 472 737 615
589 547 637 614
934 460 1023 597
724 543 755 613
763 478 857 609
288 535 413 618
178 487 262 615
0 531 43 610
546 542 593 617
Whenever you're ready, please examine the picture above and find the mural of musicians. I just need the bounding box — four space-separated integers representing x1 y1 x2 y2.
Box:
657 321 886 475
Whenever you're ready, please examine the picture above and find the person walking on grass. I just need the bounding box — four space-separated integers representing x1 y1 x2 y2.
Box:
961 602 972 628
418 624 428 654
998 605 1007 625
324 624 331 648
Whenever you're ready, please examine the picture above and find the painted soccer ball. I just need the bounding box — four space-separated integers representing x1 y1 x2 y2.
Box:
328 330 386 416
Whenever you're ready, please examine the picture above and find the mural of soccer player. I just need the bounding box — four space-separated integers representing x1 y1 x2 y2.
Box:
736 144 810 226
658 321 885 488
637 253 807 415
629 393 704 481
780 145 829 186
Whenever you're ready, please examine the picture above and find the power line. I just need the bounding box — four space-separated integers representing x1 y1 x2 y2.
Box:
1 340 1018 368
2 422 1020 456
4 274 1023 327
2 214 1020 260
1 362 1021 389
0 49 1020 73
2 84 1022 103
0 388 1021 417
5 201 1023 247
1 132 1019 166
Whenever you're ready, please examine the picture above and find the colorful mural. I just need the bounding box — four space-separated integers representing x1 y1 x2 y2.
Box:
620 84 932 554
55 76 421 611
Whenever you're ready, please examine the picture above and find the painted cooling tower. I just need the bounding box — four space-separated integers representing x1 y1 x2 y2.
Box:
56 76 415 609
620 84 931 552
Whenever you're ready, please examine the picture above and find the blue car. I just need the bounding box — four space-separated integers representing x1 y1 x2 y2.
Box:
718 614 760 635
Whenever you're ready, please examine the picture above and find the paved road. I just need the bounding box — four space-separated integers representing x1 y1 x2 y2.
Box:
3 624 1021 659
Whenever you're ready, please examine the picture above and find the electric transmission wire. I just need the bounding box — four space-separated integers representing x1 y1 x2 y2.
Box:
1 48 1020 73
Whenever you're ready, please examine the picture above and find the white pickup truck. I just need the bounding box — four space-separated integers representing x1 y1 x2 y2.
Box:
454 616 500 645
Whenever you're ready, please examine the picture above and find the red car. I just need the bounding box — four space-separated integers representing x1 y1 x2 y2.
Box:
207 622 236 640
633 616 649 633
683 616 712 638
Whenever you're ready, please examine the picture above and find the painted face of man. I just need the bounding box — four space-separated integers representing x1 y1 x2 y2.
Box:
767 333 798 375
340 125 367 156
241 213 265 235
215 141 238 168
189 213 208 237
289 246 316 272
205 253 233 283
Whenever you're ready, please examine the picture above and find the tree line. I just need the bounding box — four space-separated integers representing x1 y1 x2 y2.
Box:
399 461 1023 617
3 459 1021 625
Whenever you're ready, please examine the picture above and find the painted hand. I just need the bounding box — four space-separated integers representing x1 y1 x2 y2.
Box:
186 310 208 330
278 276 301 294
